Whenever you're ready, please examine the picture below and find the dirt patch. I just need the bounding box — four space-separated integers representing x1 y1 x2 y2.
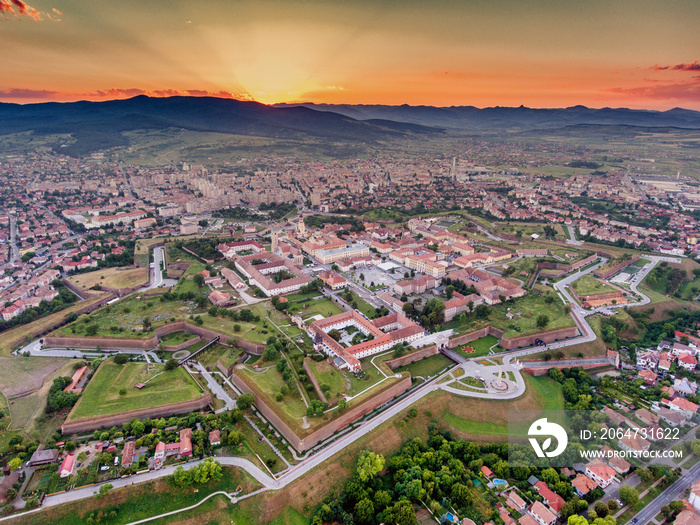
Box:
0 356 69 398
629 300 687 323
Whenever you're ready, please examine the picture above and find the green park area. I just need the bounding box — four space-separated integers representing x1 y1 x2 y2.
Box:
443 291 574 340
453 335 500 359
433 374 565 440
571 274 617 296
67 359 203 421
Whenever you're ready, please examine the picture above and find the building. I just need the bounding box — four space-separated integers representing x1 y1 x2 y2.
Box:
534 481 564 513
315 244 370 265
63 366 89 394
208 290 235 307
668 397 699 419
179 428 193 456
572 473 598 497
637 350 660 369
619 435 651 454
394 275 437 295
678 353 698 371
506 491 527 513
28 445 60 467
447 267 526 304
658 407 687 427
59 453 75 478
209 429 221 446
638 369 658 384
444 291 483 322
528 501 557 525
121 441 136 468
217 240 265 259
220 267 248 291
318 270 348 290
674 511 700 525
689 480 700 512
308 310 423 372
235 253 312 297
584 459 617 488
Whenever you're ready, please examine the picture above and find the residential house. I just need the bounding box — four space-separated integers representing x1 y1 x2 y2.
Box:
637 350 659 369
28 445 60 467
674 510 700 525
506 491 527 513
121 441 136 468
209 429 221 447
528 501 557 525
689 480 700 512
619 435 651 454
179 428 193 456
534 481 564 513
638 369 658 385
59 453 75 478
678 353 698 371
572 473 599 497
669 397 699 419
636 408 660 426
658 407 688 427
585 459 617 488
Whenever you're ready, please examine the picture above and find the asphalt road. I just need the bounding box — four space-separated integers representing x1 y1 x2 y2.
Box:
628 461 700 524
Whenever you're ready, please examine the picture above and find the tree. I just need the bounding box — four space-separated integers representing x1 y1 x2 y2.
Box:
691 439 700 457
382 500 417 525
142 317 151 330
594 501 609 517
193 273 205 288
4 488 17 501
164 358 178 371
96 484 113 498
537 314 550 328
619 484 639 506
228 430 242 446
237 393 254 410
328 329 342 341
451 482 472 506
356 450 385 482
637 467 653 483
337 398 347 412
445 285 455 300
119 388 127 396
85 324 99 336
8 458 22 471
355 498 375 524
114 354 129 365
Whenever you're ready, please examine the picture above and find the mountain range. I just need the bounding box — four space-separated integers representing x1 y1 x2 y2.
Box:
1 96 699 156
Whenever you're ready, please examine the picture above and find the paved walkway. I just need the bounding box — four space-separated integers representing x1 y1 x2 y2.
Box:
190 362 236 412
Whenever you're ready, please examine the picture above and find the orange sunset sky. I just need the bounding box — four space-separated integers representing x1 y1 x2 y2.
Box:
1 0 699 109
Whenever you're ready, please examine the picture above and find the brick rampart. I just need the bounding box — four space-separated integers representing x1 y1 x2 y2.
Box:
303 358 328 403
61 394 212 434
44 334 158 350
385 345 439 369
231 369 412 451
500 325 579 350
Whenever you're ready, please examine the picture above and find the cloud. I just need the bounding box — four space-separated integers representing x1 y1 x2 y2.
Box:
603 80 700 101
0 87 256 102
0 88 58 99
0 0 41 20
651 60 700 72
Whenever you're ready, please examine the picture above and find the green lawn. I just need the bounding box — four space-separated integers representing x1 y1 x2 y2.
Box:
160 331 197 345
289 297 344 320
68 359 203 420
487 293 575 338
393 353 453 379
572 275 617 296
305 358 349 400
454 335 501 359
237 364 310 434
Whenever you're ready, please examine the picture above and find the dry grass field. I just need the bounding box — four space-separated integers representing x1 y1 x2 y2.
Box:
67 266 149 291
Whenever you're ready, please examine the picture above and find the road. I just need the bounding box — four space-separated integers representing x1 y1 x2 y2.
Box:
628 461 700 525
15 339 162 363
139 246 166 291
191 362 236 412
8 253 670 521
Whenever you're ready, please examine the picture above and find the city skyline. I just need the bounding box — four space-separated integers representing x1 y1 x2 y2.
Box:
1 0 699 109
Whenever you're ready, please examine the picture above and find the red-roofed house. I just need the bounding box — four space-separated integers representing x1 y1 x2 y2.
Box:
59 453 75 478
585 459 617 488
481 465 493 478
180 428 193 456
678 353 698 371
670 397 699 419
528 501 557 525
534 481 564 513
572 473 599 497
